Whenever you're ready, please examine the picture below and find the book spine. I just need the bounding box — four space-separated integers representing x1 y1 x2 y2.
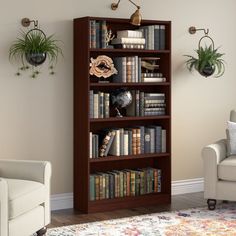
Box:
161 129 167 153
111 37 146 44
93 93 99 118
128 130 133 155
92 135 96 158
160 25 166 50
104 131 115 156
126 90 136 116
105 174 109 199
120 128 124 156
155 126 162 153
132 128 137 155
140 92 145 117
99 92 104 118
122 57 127 83
131 57 135 83
144 132 151 153
123 171 127 196
138 57 141 82
101 20 107 49
135 90 140 116
90 20 96 48
96 22 100 49
89 90 94 118
158 169 162 192
117 30 143 38
135 56 139 82
154 25 160 50
89 132 92 159
95 175 99 200
130 171 136 196
113 57 123 83
89 175 95 201
95 134 99 158
140 126 145 154
126 57 132 82
104 93 110 118
136 128 141 155
109 174 114 199
119 172 124 197
124 131 129 155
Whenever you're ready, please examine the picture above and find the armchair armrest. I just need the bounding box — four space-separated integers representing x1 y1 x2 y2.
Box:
0 160 51 185
202 139 227 198
0 178 8 236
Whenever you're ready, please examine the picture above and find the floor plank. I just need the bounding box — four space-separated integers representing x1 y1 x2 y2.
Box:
50 192 206 228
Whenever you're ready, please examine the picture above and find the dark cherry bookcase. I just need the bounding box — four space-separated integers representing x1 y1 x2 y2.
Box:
74 16 171 213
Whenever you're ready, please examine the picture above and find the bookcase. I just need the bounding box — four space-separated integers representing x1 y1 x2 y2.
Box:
74 16 171 213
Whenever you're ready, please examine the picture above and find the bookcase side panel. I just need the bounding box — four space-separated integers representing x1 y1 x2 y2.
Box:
74 18 90 212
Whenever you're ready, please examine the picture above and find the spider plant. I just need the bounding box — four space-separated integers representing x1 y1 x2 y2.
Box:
185 45 225 78
9 29 62 78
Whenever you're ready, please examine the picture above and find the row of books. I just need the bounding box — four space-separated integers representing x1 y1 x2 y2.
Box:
90 125 166 158
89 91 110 118
90 167 161 200
139 25 166 50
127 91 166 117
89 20 107 48
113 57 166 83
110 28 166 50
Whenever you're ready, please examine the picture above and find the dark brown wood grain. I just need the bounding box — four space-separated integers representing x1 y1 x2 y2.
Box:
74 16 171 213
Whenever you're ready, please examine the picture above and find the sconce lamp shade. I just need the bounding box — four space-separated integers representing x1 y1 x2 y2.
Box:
130 7 142 26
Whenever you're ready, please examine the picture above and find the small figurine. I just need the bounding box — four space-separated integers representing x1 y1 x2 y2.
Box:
105 29 115 48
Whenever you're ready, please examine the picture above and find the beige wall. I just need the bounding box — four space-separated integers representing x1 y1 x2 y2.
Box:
0 0 235 194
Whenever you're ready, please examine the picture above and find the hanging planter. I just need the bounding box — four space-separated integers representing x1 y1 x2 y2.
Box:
185 32 225 78
9 19 62 78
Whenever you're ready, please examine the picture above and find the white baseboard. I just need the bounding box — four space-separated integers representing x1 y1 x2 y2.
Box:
172 178 204 195
51 178 204 211
51 192 73 211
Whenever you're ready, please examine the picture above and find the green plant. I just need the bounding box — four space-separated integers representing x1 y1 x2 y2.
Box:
185 45 225 78
9 29 62 78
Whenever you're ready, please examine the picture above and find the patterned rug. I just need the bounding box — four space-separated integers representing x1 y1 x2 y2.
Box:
47 203 236 236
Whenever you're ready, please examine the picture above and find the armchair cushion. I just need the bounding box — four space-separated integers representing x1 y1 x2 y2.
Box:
5 178 46 220
218 155 236 181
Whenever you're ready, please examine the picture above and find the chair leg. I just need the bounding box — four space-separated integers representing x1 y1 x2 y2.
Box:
36 227 47 236
207 199 216 210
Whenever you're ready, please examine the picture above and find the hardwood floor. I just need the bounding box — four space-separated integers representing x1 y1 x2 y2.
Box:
50 192 206 228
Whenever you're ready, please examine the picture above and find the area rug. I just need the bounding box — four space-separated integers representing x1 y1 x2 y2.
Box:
47 203 236 236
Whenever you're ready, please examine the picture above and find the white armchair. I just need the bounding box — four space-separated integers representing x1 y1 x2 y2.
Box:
0 160 51 236
202 110 236 210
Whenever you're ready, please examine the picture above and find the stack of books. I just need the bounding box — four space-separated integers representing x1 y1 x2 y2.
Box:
89 20 107 48
111 30 145 49
139 24 166 50
89 90 110 118
89 125 166 158
90 167 161 200
127 91 166 117
113 56 166 83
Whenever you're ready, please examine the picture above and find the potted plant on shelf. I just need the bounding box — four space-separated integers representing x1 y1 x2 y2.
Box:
9 29 62 78
185 45 225 78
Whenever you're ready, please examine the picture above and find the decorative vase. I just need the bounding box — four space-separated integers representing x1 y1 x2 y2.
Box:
199 64 215 77
25 52 47 66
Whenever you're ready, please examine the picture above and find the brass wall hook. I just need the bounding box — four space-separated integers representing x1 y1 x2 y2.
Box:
21 18 38 28
189 26 209 35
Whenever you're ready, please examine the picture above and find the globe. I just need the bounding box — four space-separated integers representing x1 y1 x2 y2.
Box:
111 89 132 117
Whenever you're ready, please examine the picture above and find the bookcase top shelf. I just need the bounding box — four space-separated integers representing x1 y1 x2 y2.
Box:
90 152 170 163
74 16 171 25
90 115 170 123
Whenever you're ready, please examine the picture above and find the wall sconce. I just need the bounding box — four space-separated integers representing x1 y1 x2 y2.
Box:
111 0 142 26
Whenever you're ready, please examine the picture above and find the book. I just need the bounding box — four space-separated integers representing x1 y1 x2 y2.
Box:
89 90 94 118
114 44 145 49
95 22 100 48
142 77 166 82
113 57 123 83
154 25 160 50
109 129 120 156
136 128 141 155
99 130 115 157
117 30 143 38
120 128 124 156
160 25 165 50
93 93 99 118
124 131 129 155
104 93 110 118
144 132 151 153
99 92 104 118
161 129 167 153
89 20 96 48
132 128 137 155
89 132 92 158
89 175 95 200
111 37 145 45
101 20 107 48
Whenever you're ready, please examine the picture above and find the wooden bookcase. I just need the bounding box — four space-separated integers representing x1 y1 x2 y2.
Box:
74 16 171 213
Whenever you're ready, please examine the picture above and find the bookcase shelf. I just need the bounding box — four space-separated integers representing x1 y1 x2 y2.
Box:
90 115 170 123
74 16 171 213
88 192 171 213
90 152 170 163
90 82 170 87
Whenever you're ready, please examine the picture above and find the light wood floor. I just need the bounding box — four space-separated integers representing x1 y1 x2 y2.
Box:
50 192 206 228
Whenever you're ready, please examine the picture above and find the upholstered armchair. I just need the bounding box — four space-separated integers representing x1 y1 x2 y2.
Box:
0 160 51 236
202 110 236 210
